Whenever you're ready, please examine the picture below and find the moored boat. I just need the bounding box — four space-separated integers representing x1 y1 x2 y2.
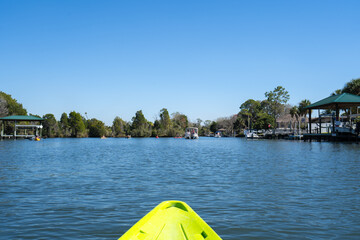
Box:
245 130 259 139
184 127 199 139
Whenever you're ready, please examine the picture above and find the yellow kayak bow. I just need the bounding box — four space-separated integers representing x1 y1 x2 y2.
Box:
119 200 222 240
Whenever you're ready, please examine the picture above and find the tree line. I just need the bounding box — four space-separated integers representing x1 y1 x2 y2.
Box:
40 109 202 138
1 78 359 138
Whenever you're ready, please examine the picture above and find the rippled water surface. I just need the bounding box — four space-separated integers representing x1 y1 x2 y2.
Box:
1 138 360 239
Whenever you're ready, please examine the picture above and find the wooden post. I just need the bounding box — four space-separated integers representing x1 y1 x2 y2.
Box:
309 109 312 134
318 109 322 134
336 104 339 121
349 108 352 130
14 120 16 139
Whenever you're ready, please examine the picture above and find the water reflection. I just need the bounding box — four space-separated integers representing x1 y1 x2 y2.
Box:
0 138 359 239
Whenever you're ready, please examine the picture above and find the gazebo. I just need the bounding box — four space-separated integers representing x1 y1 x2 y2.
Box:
304 93 360 140
0 115 44 139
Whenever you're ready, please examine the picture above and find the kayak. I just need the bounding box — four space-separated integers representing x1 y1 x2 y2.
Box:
119 200 222 240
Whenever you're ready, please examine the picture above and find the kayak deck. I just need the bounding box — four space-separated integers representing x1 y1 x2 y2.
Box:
119 200 222 240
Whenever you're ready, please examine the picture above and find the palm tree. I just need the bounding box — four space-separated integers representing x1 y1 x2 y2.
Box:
299 99 311 117
298 99 311 130
290 106 300 133
331 89 342 96
342 78 360 96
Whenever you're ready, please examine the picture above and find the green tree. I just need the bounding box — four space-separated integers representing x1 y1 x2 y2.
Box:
112 116 127 137
240 99 261 129
265 86 290 125
298 99 311 117
209 121 218 133
153 119 161 129
60 112 71 137
253 112 274 130
199 120 212 136
69 111 86 137
0 92 28 134
240 99 261 116
171 112 188 129
342 78 360 95
233 116 245 134
260 100 272 116
42 113 59 137
82 116 89 129
132 110 147 129
88 118 106 137
152 119 160 136
0 96 8 117
159 108 172 130
60 112 68 127
131 110 151 137
0 91 27 116
341 78 360 114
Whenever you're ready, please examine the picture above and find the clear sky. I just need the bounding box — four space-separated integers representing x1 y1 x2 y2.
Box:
1 0 359 125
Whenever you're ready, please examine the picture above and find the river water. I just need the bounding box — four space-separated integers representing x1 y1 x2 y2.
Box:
0 138 359 239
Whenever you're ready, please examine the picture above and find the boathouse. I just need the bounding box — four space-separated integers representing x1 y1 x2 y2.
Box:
0 115 44 139
304 93 360 141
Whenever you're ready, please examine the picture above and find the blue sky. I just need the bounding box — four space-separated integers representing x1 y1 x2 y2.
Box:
1 0 359 125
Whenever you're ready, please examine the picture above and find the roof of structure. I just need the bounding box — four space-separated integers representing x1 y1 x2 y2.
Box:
0 115 44 121
305 93 360 109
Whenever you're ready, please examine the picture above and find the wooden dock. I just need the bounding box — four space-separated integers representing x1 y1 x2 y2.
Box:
303 133 360 142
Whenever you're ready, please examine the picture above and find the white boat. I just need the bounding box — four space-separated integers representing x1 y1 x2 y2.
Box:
245 130 259 139
185 127 199 139
214 131 221 138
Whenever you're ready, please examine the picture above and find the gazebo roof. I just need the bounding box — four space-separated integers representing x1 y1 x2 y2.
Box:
0 115 44 121
305 93 360 109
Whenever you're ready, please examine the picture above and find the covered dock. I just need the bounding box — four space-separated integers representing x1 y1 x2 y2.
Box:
0 115 44 139
304 93 360 141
